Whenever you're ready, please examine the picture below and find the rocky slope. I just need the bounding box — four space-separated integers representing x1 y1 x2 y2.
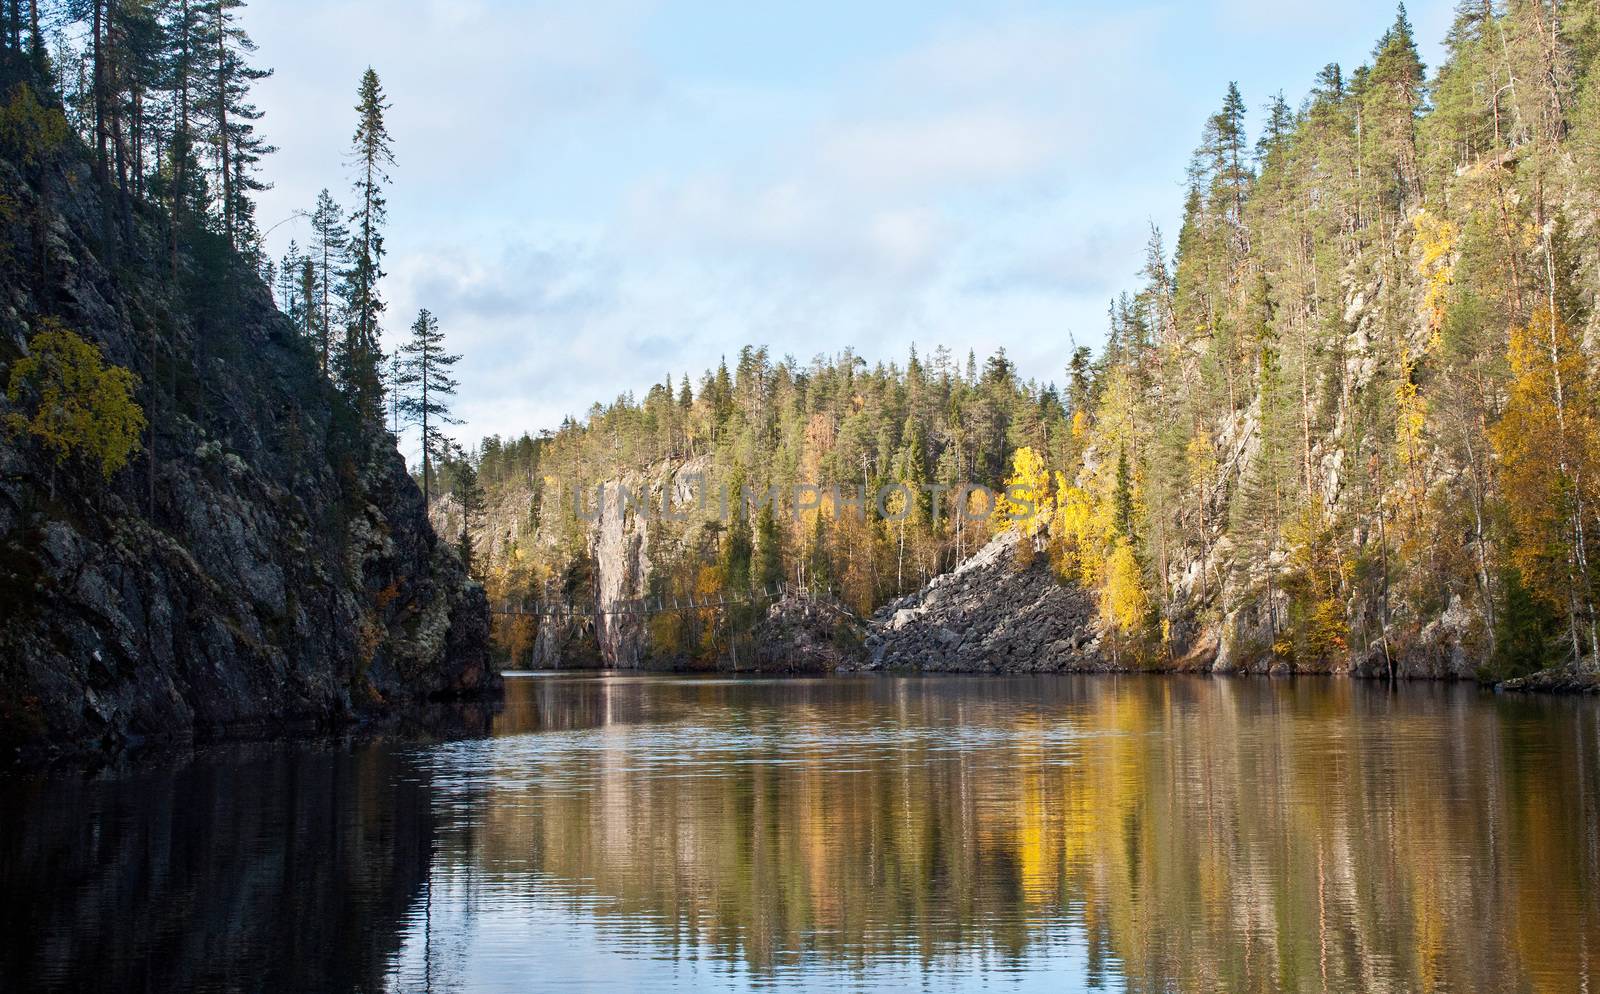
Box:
857 532 1104 673
858 528 1488 678
0 118 494 759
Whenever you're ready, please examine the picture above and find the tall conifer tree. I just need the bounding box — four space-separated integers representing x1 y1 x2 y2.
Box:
343 67 394 420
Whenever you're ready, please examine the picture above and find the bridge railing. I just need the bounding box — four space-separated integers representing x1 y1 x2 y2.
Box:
490 582 856 621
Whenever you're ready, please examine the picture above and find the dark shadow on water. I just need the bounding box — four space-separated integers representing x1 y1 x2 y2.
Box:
0 704 498 994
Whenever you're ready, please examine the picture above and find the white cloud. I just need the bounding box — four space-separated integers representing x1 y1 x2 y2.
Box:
817 111 1057 191
250 1 1192 448
252 0 661 240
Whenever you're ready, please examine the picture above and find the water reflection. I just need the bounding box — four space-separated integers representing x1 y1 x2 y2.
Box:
405 676 1600 993
1 676 1596 993
0 743 436 993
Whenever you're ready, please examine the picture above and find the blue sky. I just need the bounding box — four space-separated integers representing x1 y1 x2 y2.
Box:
248 0 1452 452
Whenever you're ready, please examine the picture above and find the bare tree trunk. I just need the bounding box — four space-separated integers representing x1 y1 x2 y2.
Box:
215 6 233 249
108 1 133 241
169 0 190 280
92 0 107 185
1542 225 1598 663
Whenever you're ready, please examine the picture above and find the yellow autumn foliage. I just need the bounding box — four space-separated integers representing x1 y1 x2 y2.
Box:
1101 538 1149 635
995 446 1052 534
1412 208 1455 348
1490 306 1600 621
1049 477 1100 584
5 321 145 480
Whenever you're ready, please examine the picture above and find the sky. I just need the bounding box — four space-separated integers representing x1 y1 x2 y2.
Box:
246 0 1453 455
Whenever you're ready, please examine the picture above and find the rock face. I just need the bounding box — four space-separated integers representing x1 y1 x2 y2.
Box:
860 532 1106 673
0 126 494 758
589 469 649 667
516 458 709 669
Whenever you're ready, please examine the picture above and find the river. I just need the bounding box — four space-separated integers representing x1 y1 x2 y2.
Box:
2 674 1596 992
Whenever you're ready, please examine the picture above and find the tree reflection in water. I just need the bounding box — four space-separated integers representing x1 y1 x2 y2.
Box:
396 675 1600 993
1 677 1596 994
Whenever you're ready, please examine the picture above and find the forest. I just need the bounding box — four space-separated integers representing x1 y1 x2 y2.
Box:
441 3 1600 678
6 1 1600 680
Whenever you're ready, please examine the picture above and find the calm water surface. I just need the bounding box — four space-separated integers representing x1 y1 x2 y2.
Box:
2 674 1597 993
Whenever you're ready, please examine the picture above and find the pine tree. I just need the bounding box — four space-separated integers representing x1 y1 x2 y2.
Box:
1425 0 1497 179
397 308 460 505
200 0 272 254
1205 82 1251 238
1363 4 1427 211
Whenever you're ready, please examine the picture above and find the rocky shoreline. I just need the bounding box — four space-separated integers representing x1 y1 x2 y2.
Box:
1495 670 1600 695
736 530 1596 695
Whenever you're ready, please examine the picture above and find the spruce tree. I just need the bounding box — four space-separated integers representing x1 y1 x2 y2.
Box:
343 68 394 421
454 455 486 576
1114 445 1135 541
754 501 782 592
275 239 304 323
307 188 347 373
297 258 317 343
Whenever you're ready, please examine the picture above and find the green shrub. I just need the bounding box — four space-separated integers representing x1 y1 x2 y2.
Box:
0 83 68 168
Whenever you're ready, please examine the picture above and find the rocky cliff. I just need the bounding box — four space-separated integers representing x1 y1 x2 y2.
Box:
488 457 710 669
0 114 494 759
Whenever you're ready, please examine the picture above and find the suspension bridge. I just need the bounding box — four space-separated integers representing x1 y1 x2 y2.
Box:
489 583 860 622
